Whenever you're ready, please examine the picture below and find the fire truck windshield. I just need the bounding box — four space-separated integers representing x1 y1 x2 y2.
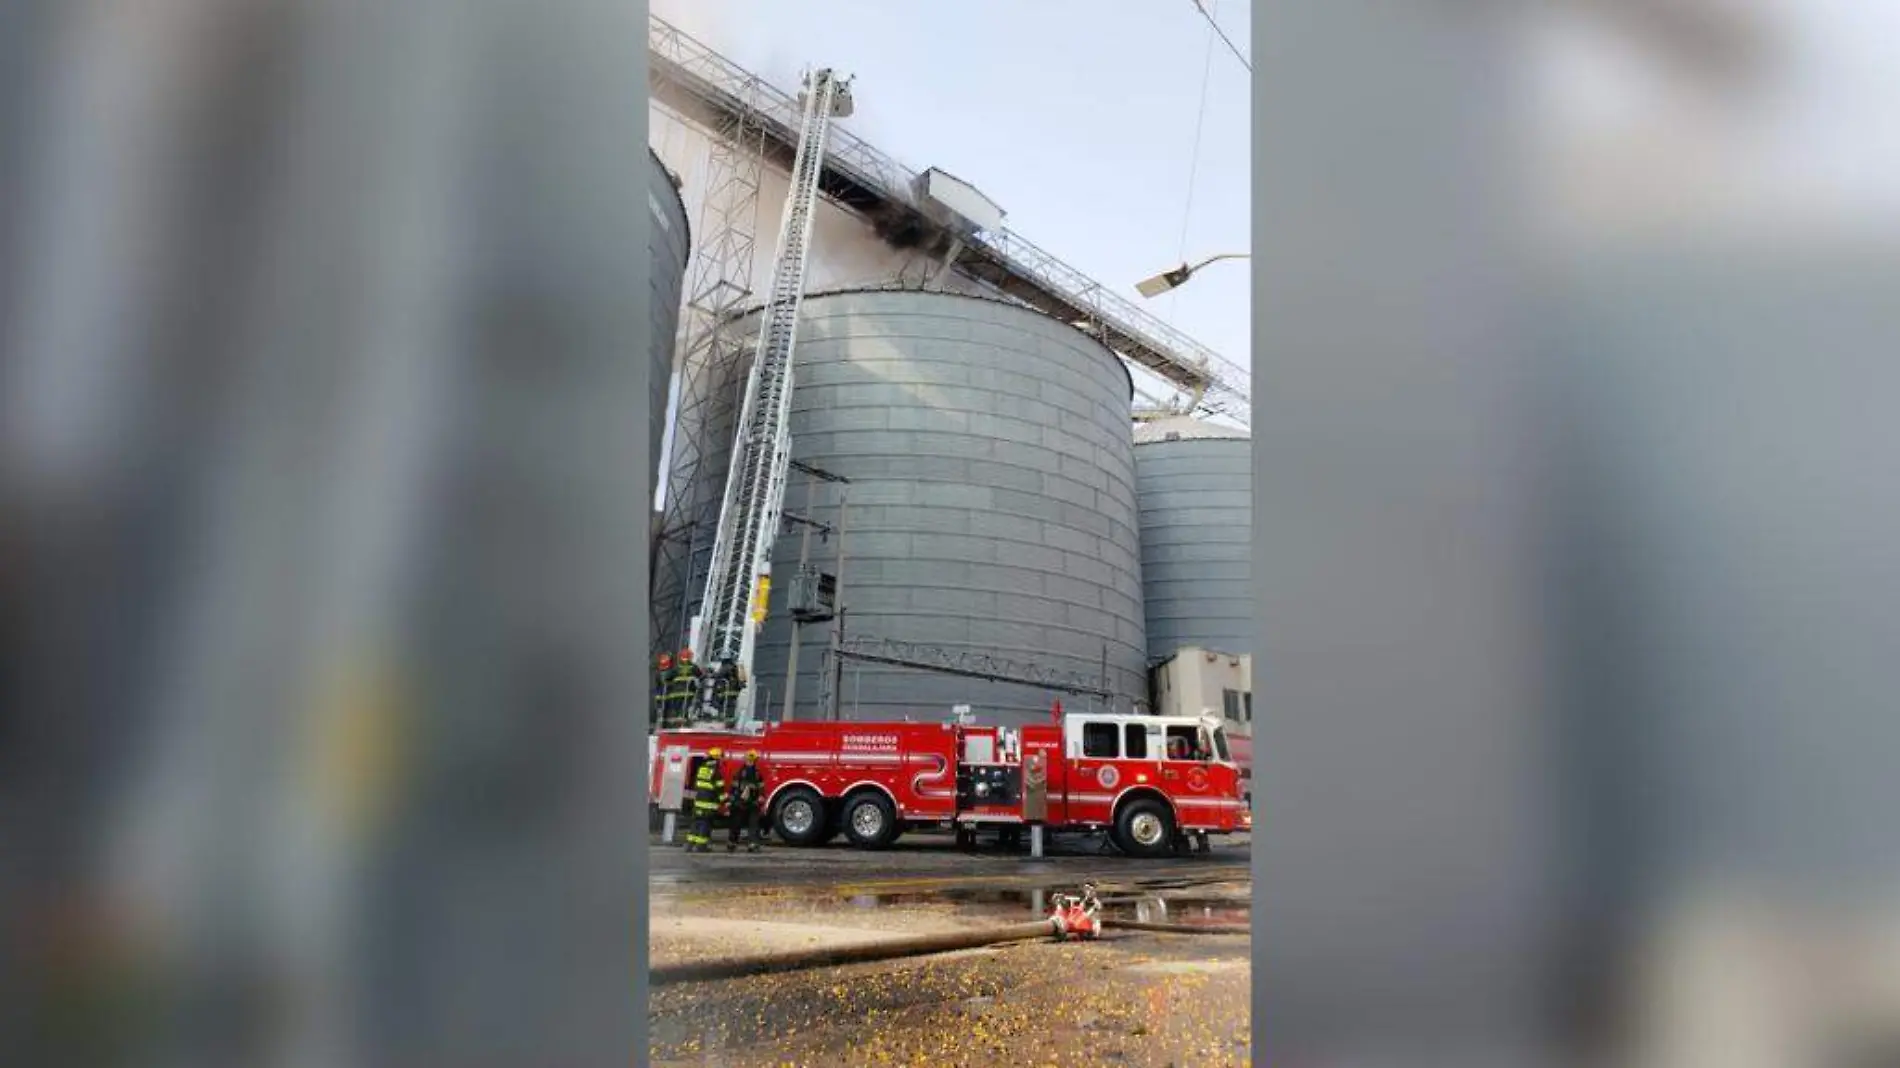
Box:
1210 726 1232 763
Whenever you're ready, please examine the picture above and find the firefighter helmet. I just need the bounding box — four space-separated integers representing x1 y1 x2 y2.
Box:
678 648 694 663
745 750 759 764
707 747 723 759
657 653 674 671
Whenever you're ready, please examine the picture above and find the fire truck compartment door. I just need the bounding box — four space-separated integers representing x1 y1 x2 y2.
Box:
657 747 691 810
962 734 995 764
1022 752 1048 822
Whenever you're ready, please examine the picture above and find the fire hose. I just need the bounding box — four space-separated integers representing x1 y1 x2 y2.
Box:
649 920 1062 986
651 887 1249 986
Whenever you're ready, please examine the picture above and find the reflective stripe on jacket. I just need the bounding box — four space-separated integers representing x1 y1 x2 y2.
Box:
692 763 724 809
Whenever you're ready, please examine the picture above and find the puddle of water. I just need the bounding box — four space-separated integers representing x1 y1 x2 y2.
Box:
1116 902 1251 927
825 885 1250 928
845 887 1042 909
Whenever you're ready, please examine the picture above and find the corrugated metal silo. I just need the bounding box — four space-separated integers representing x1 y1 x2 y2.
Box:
687 288 1148 725
1133 416 1251 660
647 148 690 498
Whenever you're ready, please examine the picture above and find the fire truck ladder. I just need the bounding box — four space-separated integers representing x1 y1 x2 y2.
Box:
691 67 854 727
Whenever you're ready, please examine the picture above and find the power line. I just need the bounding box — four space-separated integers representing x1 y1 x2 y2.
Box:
1189 0 1251 74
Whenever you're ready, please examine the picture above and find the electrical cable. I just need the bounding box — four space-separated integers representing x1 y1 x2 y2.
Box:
1189 0 1251 74
1171 0 1221 324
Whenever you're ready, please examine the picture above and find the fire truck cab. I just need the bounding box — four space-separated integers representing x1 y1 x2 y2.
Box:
648 708 1250 858
1045 711 1248 857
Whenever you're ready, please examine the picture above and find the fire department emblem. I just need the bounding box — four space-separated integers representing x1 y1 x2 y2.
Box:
1186 767 1210 792
1096 765 1120 789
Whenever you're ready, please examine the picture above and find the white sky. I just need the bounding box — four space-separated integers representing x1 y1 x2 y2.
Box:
650 0 1254 406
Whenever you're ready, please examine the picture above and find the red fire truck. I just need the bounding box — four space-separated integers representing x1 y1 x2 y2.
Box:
647 708 1250 858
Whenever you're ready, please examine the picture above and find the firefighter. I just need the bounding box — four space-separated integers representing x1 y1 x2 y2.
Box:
1164 736 1212 854
666 649 701 720
685 747 725 853
653 652 676 725
1190 730 1215 852
711 663 744 718
725 750 765 853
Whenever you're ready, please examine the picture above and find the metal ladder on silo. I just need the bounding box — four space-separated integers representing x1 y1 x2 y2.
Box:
690 67 854 727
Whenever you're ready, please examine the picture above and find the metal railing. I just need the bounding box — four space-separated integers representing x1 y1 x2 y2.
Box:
649 14 1251 426
836 636 1114 700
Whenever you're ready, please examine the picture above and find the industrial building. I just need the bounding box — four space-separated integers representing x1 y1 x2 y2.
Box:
644 14 1251 730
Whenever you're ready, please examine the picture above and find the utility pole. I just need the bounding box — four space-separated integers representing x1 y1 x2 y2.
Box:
781 471 819 722
825 486 850 719
822 607 847 722
780 460 846 721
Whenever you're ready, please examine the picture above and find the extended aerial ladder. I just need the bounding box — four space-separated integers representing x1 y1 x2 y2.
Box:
688 68 854 726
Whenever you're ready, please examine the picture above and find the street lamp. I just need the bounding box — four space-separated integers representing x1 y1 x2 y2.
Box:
1134 252 1249 299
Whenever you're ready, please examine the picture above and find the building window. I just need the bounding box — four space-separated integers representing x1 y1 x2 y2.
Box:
1124 723 1149 760
1222 689 1241 721
1242 692 1253 723
1082 721 1119 758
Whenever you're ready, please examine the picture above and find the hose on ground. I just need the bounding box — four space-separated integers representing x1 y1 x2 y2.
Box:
1101 919 1252 935
650 920 1058 986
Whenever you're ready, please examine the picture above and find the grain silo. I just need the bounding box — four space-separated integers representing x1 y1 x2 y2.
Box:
647 148 690 499
1134 416 1251 661
676 288 1148 726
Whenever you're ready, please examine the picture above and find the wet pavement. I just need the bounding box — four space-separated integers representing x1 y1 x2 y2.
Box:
649 827 1250 887
648 830 1251 1066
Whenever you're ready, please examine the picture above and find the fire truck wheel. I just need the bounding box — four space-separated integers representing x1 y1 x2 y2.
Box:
841 791 899 850
771 787 830 847
1112 797 1176 859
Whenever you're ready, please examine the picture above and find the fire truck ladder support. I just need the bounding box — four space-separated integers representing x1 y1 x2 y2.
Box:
692 67 853 727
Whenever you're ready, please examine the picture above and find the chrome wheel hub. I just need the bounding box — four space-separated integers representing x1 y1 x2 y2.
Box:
1130 812 1165 846
781 799 815 836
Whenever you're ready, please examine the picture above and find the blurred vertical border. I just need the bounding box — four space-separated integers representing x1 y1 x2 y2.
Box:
0 0 653 1063
1253 1 1900 1063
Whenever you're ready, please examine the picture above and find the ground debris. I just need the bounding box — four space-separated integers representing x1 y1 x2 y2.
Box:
649 859 1251 1067
649 935 1248 1066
